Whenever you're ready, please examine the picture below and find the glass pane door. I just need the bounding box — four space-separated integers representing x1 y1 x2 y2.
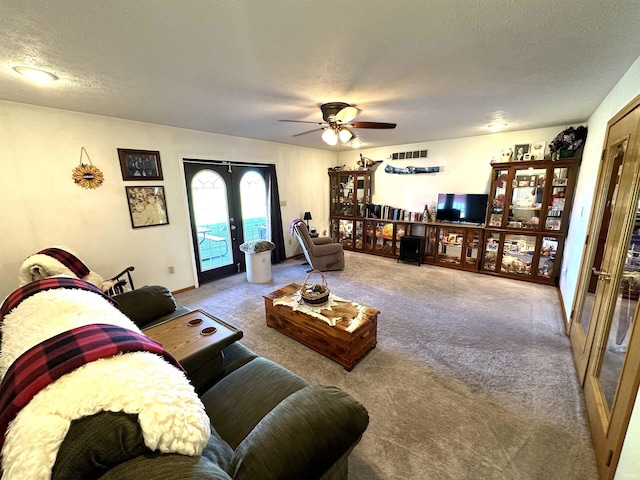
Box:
191 169 234 273
464 229 482 270
544 167 569 231
489 168 509 227
509 167 546 229
239 171 268 241
537 236 559 280
438 227 463 266
184 162 271 284
501 233 536 276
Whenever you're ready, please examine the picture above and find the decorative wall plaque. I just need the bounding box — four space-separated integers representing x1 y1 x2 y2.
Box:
72 147 104 189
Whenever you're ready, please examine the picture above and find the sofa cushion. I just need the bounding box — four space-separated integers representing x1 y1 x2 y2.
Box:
230 385 370 480
52 411 150 480
113 285 177 328
53 411 234 480
98 450 232 480
201 357 308 449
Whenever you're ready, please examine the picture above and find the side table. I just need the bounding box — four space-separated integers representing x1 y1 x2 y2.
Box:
143 309 243 392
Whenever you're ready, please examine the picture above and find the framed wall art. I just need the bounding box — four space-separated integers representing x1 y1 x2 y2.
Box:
530 141 546 160
118 148 163 180
125 186 169 228
513 144 530 161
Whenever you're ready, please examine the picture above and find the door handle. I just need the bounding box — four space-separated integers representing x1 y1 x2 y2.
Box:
592 267 612 281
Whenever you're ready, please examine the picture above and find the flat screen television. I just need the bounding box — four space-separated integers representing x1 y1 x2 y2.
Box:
436 193 489 225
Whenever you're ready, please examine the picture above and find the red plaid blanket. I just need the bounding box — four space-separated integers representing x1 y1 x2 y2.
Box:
0 323 182 451
0 277 115 332
36 247 91 278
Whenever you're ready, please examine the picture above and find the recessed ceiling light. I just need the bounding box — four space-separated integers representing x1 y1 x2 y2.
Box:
13 66 59 83
488 122 507 132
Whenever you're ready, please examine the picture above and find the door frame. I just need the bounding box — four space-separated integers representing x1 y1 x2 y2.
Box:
179 156 280 287
568 94 640 479
184 161 245 284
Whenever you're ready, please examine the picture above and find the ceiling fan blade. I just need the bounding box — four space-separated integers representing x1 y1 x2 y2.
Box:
335 106 359 123
292 127 325 137
350 121 397 129
279 119 324 125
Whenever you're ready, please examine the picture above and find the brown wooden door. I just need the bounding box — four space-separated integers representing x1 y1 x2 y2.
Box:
569 95 640 479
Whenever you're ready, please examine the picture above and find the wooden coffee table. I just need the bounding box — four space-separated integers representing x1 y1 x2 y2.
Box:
264 283 379 371
144 309 243 376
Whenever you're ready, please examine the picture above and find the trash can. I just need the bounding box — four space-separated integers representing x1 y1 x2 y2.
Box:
239 240 276 283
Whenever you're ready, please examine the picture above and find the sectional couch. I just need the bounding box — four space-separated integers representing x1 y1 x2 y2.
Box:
50 285 370 479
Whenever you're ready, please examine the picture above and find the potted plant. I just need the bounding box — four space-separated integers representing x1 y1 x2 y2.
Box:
549 126 588 159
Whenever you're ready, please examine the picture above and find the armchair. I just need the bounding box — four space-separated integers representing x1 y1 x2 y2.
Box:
293 221 344 271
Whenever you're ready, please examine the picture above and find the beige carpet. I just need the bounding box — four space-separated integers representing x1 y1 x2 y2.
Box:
176 251 598 480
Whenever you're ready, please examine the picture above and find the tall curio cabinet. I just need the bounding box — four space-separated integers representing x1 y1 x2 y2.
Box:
482 157 580 285
329 166 378 250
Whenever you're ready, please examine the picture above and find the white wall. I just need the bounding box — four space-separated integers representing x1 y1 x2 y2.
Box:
0 101 336 298
338 126 571 213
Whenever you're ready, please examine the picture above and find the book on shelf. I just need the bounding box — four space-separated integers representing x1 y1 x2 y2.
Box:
365 204 425 222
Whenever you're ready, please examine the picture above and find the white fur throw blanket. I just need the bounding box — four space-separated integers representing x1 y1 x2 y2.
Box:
0 283 210 480
17 246 115 292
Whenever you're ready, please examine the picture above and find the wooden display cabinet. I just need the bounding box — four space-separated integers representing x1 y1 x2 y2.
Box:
363 220 409 257
329 167 377 251
483 157 579 284
331 218 364 250
433 224 484 271
359 219 483 270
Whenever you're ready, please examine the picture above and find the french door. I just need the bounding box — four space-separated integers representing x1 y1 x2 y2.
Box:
184 160 269 284
568 95 640 479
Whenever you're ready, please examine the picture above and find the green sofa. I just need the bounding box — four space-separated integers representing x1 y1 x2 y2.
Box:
51 285 369 480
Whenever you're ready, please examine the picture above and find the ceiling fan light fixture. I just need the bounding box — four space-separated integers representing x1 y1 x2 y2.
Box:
338 127 354 143
322 128 338 146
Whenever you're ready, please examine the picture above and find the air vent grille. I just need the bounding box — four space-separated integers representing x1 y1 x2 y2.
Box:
391 150 428 160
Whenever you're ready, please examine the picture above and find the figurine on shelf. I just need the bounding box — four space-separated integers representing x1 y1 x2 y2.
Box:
500 148 513 162
358 154 374 169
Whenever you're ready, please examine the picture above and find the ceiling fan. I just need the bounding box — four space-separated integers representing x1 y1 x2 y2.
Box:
279 102 396 146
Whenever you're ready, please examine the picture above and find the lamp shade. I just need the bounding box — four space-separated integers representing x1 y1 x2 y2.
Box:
338 127 354 143
321 128 338 146
303 212 312 221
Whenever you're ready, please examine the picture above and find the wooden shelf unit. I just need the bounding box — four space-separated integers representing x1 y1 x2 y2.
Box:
482 157 580 285
328 157 579 284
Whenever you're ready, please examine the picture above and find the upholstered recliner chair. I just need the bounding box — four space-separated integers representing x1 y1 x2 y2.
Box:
293 221 344 271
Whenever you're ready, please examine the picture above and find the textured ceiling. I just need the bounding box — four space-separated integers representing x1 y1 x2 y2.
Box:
1 1 640 151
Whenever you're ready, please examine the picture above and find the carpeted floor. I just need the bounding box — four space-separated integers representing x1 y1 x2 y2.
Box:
175 251 598 480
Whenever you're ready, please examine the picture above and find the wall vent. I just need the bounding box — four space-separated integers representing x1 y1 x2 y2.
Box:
391 150 428 160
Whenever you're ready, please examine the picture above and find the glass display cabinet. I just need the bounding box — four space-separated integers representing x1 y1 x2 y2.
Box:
483 157 578 284
464 228 483 271
363 220 407 257
331 218 364 250
437 226 465 266
434 225 484 271
329 167 376 251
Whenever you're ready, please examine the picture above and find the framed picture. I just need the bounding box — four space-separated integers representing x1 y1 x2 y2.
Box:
125 186 169 228
118 149 163 180
530 141 546 160
513 144 530 161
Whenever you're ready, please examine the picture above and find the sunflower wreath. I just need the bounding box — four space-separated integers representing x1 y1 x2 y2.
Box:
72 147 104 189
